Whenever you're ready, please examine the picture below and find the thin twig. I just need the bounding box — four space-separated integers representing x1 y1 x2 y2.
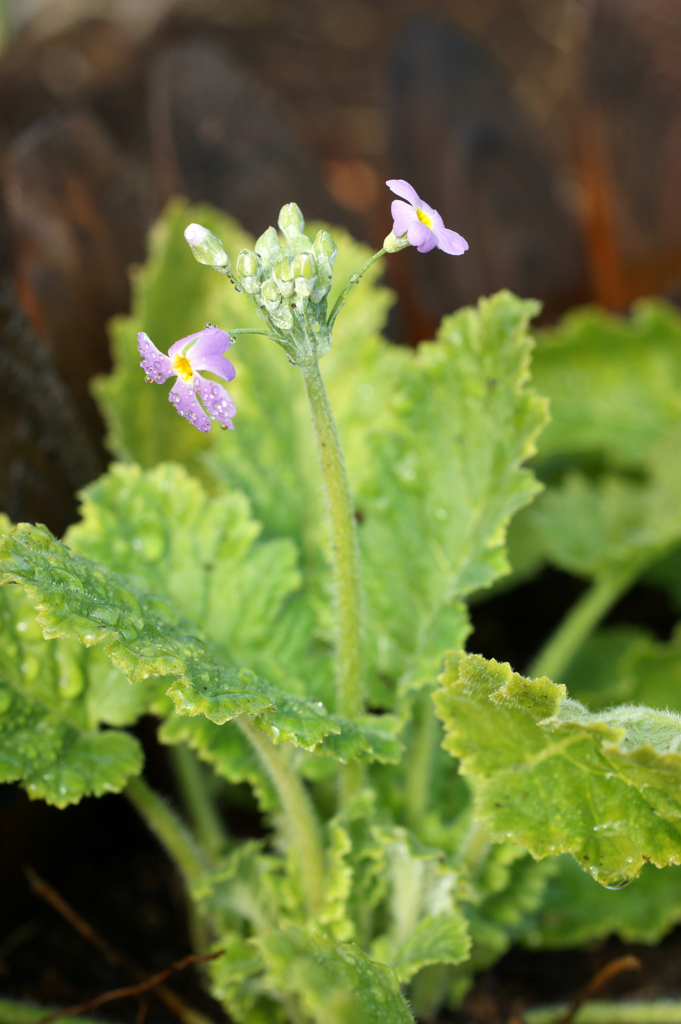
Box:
35 952 223 1024
555 955 642 1024
23 865 218 1024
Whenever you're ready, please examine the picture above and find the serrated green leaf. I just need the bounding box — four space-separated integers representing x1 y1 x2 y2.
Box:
0 523 401 763
532 299 681 468
531 854 681 947
369 826 470 983
524 425 681 582
356 292 548 691
258 926 415 1024
65 461 322 693
434 651 681 886
158 714 278 812
0 518 145 806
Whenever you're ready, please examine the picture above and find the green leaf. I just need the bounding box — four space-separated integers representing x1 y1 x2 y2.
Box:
434 651 681 886
531 855 681 947
0 522 401 763
257 926 415 1024
532 299 681 468
0 517 145 806
369 826 470 983
65 461 318 691
94 200 259 473
355 292 548 691
524 425 681 581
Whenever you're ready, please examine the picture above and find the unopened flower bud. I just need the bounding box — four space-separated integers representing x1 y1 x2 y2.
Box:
272 255 295 297
184 223 231 270
383 229 410 253
292 252 318 298
278 202 306 243
260 278 281 311
313 230 337 275
235 249 262 293
255 226 280 264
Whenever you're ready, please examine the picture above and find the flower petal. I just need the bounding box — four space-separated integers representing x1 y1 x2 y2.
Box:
190 352 236 381
138 332 173 383
434 227 469 256
416 233 438 253
386 179 421 208
196 373 236 429
169 377 210 432
187 327 232 359
391 199 416 237
406 220 432 249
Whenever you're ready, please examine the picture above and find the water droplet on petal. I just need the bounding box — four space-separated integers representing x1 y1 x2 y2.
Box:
234 286 242 293
144 375 152 383
211 386 219 396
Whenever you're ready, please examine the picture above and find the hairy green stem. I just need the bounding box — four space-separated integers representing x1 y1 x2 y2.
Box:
404 690 439 831
228 327 278 341
238 719 325 917
527 564 637 682
326 248 386 329
300 360 364 803
168 743 229 861
124 776 209 895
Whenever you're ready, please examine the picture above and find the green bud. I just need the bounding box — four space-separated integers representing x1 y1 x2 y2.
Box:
184 223 231 270
383 230 410 253
255 226 281 264
235 249 262 293
272 255 295 297
292 252 318 298
313 230 337 275
260 278 281 311
278 202 306 243
236 249 261 278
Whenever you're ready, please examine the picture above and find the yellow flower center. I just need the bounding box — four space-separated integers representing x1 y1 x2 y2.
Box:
172 353 193 381
416 207 433 228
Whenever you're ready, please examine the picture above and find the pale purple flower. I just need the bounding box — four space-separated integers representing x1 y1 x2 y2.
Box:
386 179 468 255
138 327 236 433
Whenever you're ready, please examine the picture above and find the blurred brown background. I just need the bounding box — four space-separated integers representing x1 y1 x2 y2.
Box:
0 0 680 532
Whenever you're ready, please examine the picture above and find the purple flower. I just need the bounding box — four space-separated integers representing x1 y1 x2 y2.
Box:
138 327 236 433
386 179 468 255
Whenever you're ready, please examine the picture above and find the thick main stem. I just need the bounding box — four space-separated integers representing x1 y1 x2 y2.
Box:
527 564 637 682
300 361 363 723
238 719 325 917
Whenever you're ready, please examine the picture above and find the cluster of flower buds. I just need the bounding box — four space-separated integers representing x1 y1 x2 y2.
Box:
185 204 337 366
234 203 338 363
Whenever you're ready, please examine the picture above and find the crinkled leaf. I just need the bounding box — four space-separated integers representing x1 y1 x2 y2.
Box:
434 652 681 886
523 425 681 581
356 292 548 691
158 714 278 812
532 299 681 468
0 523 400 762
369 826 470 983
0 519 145 807
258 926 415 1024
65 461 327 694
